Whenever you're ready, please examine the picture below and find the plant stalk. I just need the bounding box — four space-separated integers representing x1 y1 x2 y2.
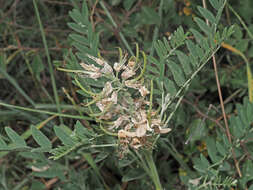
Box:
143 150 163 190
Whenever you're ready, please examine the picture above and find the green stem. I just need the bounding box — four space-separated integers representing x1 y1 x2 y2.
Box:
99 1 134 56
0 101 92 120
33 0 62 123
0 69 36 106
228 3 253 40
150 0 163 56
143 150 163 190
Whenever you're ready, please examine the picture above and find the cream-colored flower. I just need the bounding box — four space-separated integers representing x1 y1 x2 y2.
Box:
80 62 100 72
139 86 149 97
121 68 135 80
89 72 102 80
102 82 113 97
86 54 106 66
136 123 147 137
127 60 135 68
124 80 141 89
113 62 126 72
110 91 118 104
131 137 142 149
101 62 113 75
111 116 129 129
159 127 171 134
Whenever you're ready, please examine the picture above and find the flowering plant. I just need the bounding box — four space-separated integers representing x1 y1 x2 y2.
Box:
74 48 171 156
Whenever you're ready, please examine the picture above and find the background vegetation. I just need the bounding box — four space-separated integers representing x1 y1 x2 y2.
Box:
0 0 253 189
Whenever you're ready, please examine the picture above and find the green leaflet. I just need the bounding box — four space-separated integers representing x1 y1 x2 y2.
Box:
194 17 212 36
167 60 186 87
5 127 26 148
31 125 52 150
175 51 192 76
54 126 75 147
197 6 216 24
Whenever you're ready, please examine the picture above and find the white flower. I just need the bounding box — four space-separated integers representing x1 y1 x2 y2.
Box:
101 62 113 75
86 54 106 66
124 80 141 89
80 62 100 72
139 86 149 97
121 68 135 79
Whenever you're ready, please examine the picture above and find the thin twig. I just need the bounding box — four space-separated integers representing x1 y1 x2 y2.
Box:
202 0 242 177
182 99 225 133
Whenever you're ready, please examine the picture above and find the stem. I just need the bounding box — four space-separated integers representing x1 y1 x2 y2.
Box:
143 150 163 190
99 1 134 56
33 0 62 123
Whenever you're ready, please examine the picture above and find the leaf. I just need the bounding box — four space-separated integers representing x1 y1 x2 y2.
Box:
123 0 136 11
208 0 220 10
175 50 192 75
67 23 87 35
194 17 212 36
216 141 227 156
81 0 89 18
167 60 186 86
186 40 199 63
140 6 160 25
69 9 87 27
205 137 220 163
74 121 95 139
197 6 216 24
164 78 177 96
246 100 253 123
122 168 146 182
54 126 75 146
200 154 210 168
31 125 52 149
154 41 165 60
69 34 89 46
0 137 8 149
31 55 44 77
162 37 171 51
5 127 26 147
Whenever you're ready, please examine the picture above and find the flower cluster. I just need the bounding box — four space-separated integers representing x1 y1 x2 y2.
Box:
80 52 171 154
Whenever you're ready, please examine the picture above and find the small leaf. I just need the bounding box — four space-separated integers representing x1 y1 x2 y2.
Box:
123 0 136 11
0 137 8 148
140 6 160 25
75 121 95 138
154 41 165 60
69 9 87 27
200 154 210 168
167 60 186 86
194 17 212 36
216 141 227 156
162 37 171 51
81 0 89 18
205 137 220 163
175 50 192 75
31 55 44 77
186 40 199 63
247 101 253 123
5 127 26 147
67 23 87 35
31 125 52 149
164 78 177 96
54 126 75 146
197 6 216 24
208 0 220 10
122 168 146 182
69 34 89 46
